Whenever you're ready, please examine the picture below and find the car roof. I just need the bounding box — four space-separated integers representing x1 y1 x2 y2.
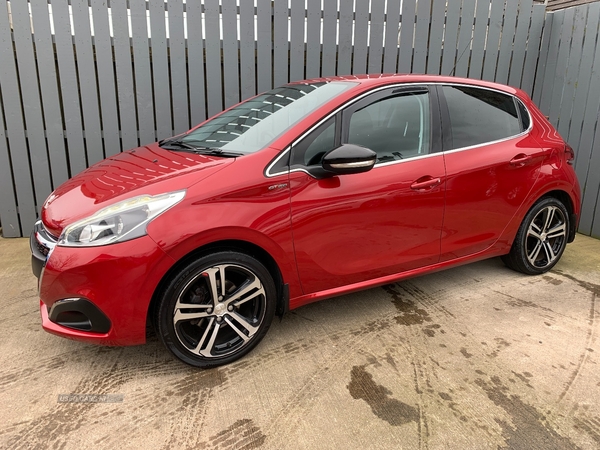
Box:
288 74 526 99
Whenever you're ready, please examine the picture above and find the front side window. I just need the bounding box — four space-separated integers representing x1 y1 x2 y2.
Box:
180 81 356 154
442 86 521 150
347 91 430 163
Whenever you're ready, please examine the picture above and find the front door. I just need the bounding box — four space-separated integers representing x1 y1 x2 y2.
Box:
289 86 446 294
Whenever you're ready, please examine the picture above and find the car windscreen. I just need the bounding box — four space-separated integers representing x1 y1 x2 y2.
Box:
179 81 356 154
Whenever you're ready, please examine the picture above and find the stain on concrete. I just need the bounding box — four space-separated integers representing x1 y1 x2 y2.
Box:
422 324 441 337
460 348 473 359
553 270 600 296
573 416 600 445
438 392 452 401
206 418 266 449
511 371 533 389
347 365 419 426
475 377 579 450
543 276 563 286
383 284 432 326
489 338 511 358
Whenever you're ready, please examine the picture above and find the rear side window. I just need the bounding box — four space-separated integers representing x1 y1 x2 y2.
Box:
442 86 521 150
517 100 531 131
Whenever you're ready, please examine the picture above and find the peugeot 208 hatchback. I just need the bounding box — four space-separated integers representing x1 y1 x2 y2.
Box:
31 75 581 368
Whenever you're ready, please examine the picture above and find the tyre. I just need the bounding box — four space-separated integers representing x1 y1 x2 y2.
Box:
502 197 569 275
156 251 276 368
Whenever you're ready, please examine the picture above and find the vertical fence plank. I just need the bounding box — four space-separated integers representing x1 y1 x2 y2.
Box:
521 4 545 96
548 8 574 125
567 3 599 152
90 0 121 157
532 17 552 105
289 0 305 81
441 0 461 76
222 0 240 108
0 2 36 234
574 18 600 202
322 0 338 77
367 0 386 74
495 0 519 85
454 0 476 78
557 5 587 138
427 0 446 75
257 0 272 91
30 0 68 185
149 0 172 139
481 0 505 81
352 0 369 74
71 0 104 165
306 0 321 79
397 0 415 73
186 1 207 125
538 11 563 113
205 0 223 116
130 0 155 145
412 0 430 74
0 0 21 235
581 134 600 239
508 0 533 88
112 1 139 151
273 0 289 86
90 0 120 158
239 0 256 99
468 0 490 79
168 0 189 132
382 0 401 74
0 104 19 236
11 0 53 208
337 0 354 75
51 0 87 174
579 118 600 236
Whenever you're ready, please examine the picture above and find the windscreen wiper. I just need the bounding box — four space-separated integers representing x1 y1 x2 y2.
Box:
159 139 243 157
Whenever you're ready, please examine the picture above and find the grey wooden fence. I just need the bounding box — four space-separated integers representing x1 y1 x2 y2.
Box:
534 2 600 238
0 0 575 238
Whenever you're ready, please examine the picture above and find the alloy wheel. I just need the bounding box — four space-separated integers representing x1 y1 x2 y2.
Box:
172 263 267 359
525 205 567 269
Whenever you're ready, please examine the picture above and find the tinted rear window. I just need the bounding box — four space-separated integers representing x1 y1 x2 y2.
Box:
443 86 521 150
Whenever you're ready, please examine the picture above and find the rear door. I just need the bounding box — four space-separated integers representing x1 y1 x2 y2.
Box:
439 84 544 261
288 86 446 294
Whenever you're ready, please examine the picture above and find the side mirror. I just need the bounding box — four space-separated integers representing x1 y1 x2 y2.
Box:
322 144 377 175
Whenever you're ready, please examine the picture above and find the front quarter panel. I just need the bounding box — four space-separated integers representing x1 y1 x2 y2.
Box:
146 149 302 299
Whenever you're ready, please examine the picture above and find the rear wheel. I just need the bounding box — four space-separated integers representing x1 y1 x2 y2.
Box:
156 252 276 368
502 197 569 275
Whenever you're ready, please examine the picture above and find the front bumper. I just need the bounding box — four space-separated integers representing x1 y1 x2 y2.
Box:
31 222 175 346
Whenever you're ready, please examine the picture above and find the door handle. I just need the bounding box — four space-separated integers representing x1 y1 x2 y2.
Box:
510 154 532 166
410 176 442 191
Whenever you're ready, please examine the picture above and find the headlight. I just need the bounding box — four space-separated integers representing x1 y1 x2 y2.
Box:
58 190 186 247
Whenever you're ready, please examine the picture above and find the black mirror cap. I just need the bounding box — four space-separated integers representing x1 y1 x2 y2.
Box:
322 144 377 175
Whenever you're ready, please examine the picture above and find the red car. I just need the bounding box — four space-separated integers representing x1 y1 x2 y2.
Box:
31 75 580 368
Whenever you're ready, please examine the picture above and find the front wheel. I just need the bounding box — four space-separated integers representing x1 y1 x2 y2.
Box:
502 197 569 275
156 252 276 368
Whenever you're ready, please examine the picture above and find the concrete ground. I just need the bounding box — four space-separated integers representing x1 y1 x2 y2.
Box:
0 235 599 450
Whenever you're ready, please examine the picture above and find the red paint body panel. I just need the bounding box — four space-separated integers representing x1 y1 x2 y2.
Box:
33 75 581 347
290 154 445 294
42 144 233 237
441 133 545 260
39 235 175 345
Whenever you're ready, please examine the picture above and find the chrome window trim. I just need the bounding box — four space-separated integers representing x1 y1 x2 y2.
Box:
265 82 533 178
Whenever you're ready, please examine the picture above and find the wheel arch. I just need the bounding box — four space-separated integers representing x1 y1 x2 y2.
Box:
147 239 289 335
539 189 578 242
